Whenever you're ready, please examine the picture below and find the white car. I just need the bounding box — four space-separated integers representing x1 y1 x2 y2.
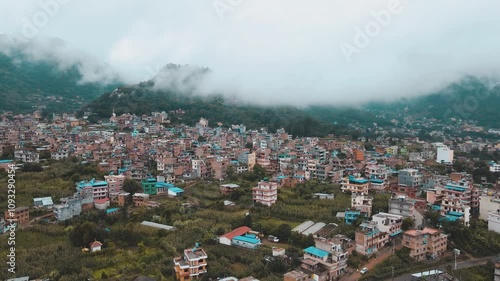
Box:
360 267 369 274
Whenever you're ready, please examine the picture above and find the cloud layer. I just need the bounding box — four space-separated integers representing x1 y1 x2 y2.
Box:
1 0 500 105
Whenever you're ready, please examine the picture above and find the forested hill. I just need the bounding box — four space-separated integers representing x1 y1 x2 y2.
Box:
81 64 352 137
0 50 119 114
366 77 500 127
306 77 500 128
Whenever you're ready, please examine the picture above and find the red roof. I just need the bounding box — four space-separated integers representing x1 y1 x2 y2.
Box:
220 226 251 239
89 240 103 248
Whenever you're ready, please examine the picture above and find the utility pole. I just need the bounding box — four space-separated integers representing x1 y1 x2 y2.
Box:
391 266 394 281
453 249 460 270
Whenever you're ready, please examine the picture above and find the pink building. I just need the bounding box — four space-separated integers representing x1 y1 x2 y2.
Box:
252 181 278 207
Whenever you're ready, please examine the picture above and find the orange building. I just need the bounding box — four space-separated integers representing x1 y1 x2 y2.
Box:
4 206 29 225
174 245 208 281
403 227 447 261
353 149 364 162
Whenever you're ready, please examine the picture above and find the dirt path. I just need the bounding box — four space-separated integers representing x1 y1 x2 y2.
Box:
342 244 402 281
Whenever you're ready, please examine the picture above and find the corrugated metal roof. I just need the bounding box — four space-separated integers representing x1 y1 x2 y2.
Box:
233 235 261 244
304 246 329 258
141 221 175 230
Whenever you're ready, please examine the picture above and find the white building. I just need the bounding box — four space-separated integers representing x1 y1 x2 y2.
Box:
479 194 500 220
489 162 500 173
436 146 454 164
488 210 500 234
351 194 373 217
14 150 39 163
371 212 403 236
51 149 70 160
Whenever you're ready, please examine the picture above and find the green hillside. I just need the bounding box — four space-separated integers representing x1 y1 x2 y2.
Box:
0 51 119 114
82 65 352 137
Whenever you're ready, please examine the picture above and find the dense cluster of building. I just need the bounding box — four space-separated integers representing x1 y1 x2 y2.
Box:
1 110 500 280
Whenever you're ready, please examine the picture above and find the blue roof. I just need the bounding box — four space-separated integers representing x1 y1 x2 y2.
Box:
348 175 368 184
0 160 13 163
146 178 157 182
155 182 174 188
168 187 184 193
77 180 108 188
441 216 460 222
432 205 441 211
447 211 464 217
445 184 466 192
304 246 329 258
233 235 261 244
106 207 120 214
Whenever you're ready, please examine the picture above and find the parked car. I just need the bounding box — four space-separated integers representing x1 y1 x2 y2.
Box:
268 235 279 242
360 267 369 274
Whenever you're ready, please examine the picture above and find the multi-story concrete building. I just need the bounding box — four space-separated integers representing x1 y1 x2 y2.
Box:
142 177 159 195
133 193 150 206
301 240 348 280
490 162 500 173
480 193 500 220
371 212 403 236
173 245 208 281
238 152 256 170
4 206 29 225
14 150 39 163
488 209 500 234
253 181 278 206
427 179 479 226
51 148 70 160
389 196 416 218
104 174 126 193
436 145 454 164
354 221 388 256
365 163 390 180
311 237 348 277
76 179 109 200
351 194 373 217
403 228 447 261
398 169 423 188
53 197 83 221
341 175 369 195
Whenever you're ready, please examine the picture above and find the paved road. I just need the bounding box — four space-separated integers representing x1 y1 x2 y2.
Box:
342 244 402 281
387 256 495 281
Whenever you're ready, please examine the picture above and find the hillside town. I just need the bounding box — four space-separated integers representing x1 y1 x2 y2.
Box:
1 110 500 281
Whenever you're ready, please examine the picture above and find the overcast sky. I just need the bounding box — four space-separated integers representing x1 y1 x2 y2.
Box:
1 0 500 106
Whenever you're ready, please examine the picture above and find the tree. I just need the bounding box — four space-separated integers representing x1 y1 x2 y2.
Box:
424 210 441 228
303 234 315 248
276 224 292 242
364 143 374 151
0 145 14 159
21 162 43 172
242 214 253 228
123 179 142 194
402 217 414 231
252 164 268 181
226 165 236 181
